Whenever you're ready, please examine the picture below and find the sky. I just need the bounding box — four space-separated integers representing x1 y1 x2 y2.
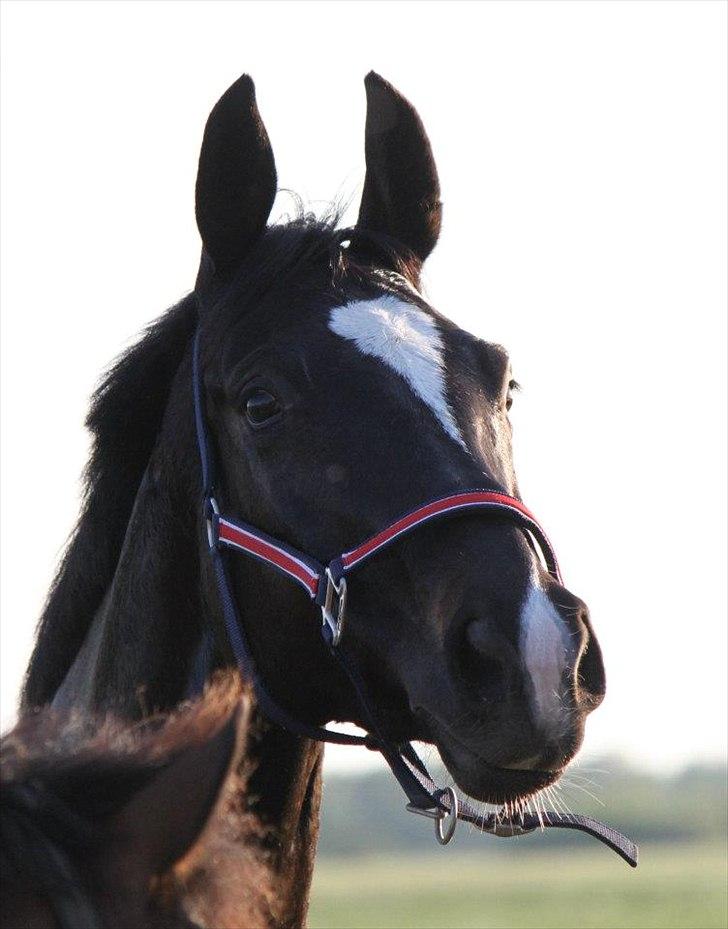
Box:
1 0 726 777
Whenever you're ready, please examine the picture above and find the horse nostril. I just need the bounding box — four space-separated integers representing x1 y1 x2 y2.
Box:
462 620 511 700
560 597 606 709
575 625 606 707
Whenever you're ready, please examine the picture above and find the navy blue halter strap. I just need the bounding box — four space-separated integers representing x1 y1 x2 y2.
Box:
191 328 638 866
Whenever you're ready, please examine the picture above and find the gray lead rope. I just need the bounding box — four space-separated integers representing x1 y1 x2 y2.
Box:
333 648 639 867
397 744 638 866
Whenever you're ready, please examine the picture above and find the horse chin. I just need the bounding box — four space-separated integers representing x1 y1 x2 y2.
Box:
432 735 565 805
435 741 564 804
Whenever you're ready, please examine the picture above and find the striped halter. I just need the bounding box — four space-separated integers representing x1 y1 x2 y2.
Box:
214 489 561 648
192 328 637 867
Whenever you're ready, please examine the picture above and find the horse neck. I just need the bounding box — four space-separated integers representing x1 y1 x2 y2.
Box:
52 409 324 926
241 717 323 929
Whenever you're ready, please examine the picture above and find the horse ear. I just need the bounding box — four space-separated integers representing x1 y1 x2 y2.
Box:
195 74 277 275
356 72 442 265
105 700 245 878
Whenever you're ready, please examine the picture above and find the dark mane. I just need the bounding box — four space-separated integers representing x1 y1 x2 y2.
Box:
22 294 199 707
22 209 421 711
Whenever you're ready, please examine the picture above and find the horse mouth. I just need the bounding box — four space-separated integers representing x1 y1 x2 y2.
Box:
419 712 566 804
438 742 563 804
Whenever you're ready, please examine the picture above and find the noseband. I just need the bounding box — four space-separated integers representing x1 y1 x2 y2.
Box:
213 489 560 648
192 329 637 867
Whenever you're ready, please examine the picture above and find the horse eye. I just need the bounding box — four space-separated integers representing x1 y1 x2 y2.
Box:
244 389 280 426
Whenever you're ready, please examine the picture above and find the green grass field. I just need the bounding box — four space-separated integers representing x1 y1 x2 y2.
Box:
309 842 727 929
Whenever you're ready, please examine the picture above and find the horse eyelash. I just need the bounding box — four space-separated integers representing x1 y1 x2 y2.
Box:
509 379 521 392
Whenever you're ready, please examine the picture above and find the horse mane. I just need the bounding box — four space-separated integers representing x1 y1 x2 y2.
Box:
22 206 421 711
22 294 199 708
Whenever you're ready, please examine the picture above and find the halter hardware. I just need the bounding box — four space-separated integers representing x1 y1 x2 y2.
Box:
489 819 538 838
191 327 638 867
407 786 459 845
205 495 220 551
322 569 347 646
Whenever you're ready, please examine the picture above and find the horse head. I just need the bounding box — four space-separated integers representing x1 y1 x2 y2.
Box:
192 72 606 806
1 677 257 929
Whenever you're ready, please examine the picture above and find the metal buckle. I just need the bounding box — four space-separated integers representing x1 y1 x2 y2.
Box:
406 786 459 845
205 496 220 550
321 568 347 646
489 816 537 838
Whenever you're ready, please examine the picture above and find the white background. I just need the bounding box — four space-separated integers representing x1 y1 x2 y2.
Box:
1 1 726 776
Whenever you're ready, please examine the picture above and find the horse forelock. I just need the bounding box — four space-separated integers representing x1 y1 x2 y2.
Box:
197 210 423 352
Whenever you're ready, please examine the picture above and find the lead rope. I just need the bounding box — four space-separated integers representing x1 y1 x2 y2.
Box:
192 327 638 867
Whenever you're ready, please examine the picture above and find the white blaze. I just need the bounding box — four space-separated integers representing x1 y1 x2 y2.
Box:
519 571 571 729
328 295 467 449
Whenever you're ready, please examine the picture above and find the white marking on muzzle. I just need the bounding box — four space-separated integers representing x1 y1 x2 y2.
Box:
328 296 467 449
519 575 571 730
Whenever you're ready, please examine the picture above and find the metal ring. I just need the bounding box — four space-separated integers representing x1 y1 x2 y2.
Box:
205 496 220 550
434 787 458 845
332 576 347 645
322 570 347 646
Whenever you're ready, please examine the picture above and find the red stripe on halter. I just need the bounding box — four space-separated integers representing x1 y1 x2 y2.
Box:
218 519 320 598
341 491 543 570
215 489 559 604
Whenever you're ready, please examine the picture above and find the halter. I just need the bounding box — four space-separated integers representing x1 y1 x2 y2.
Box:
213 489 560 648
192 328 638 867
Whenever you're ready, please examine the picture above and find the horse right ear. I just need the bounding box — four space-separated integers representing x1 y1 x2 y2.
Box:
356 72 442 266
195 74 277 276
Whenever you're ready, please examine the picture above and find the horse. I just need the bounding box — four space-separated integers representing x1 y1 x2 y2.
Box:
1 675 272 929
20 72 608 924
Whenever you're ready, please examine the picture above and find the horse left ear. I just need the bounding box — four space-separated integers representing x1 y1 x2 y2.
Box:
195 74 277 276
103 699 246 878
356 72 442 265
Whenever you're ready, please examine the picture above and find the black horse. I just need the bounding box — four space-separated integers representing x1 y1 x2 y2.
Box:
22 73 607 924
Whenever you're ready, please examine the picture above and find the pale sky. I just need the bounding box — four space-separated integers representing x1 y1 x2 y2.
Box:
1 1 726 777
